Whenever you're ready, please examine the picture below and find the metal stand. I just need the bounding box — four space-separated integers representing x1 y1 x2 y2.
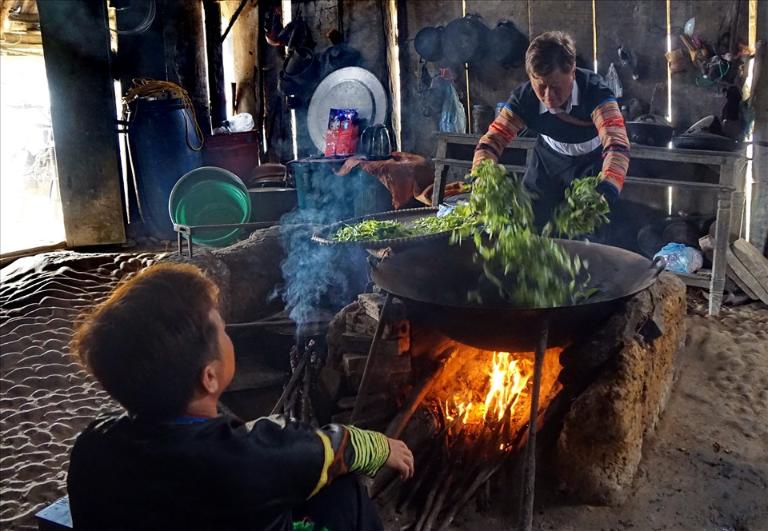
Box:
174 221 276 258
519 319 549 531
350 292 393 424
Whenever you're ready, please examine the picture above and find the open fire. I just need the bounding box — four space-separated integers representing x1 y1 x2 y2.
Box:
431 345 563 447
385 343 564 530
443 352 532 439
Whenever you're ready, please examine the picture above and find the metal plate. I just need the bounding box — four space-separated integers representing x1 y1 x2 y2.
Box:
307 67 387 152
312 207 444 251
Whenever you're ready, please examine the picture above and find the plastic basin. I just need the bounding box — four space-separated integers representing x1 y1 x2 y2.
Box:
169 166 251 247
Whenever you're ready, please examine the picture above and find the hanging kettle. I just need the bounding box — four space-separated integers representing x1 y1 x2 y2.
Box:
359 124 391 160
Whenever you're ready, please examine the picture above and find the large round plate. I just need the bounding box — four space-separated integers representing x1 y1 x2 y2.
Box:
307 67 387 152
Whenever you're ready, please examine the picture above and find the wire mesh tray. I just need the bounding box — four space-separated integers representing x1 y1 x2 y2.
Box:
311 207 455 251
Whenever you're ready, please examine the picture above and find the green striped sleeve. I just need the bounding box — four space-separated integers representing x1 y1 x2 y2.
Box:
345 426 391 477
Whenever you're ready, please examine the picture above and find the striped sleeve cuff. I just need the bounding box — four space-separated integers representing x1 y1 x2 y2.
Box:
346 426 390 477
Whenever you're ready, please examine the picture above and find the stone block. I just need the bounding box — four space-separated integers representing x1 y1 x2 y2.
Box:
554 273 686 505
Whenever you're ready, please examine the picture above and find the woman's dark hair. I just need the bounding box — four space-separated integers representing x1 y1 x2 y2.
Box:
71 263 220 420
525 31 577 77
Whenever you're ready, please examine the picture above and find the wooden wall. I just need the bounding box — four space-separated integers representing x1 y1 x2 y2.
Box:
398 0 750 158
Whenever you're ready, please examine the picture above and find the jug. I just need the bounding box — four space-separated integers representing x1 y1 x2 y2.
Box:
359 124 391 160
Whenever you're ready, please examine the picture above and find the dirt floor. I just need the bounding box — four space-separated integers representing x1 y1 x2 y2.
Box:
1 252 766 530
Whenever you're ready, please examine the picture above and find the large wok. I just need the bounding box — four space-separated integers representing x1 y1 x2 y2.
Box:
370 239 664 351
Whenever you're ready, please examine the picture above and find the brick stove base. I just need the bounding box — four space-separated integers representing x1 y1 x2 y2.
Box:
325 272 687 509
554 272 687 505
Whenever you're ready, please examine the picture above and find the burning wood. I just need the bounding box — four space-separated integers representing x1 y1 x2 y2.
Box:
391 344 563 531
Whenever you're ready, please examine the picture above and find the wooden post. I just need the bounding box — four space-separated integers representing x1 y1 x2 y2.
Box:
203 0 227 128
519 319 549 531
350 292 393 424
37 0 126 247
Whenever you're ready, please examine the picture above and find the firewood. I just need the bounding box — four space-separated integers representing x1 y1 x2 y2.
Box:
414 466 452 531
437 458 507 531
726 247 768 304
732 239 768 298
423 471 454 531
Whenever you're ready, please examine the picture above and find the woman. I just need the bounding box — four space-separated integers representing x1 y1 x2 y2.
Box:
473 31 630 229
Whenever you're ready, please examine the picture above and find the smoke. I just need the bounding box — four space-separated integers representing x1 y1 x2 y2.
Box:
278 161 373 333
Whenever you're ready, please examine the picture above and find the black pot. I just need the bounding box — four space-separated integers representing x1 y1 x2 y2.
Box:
488 20 528 68
442 15 487 65
414 25 444 62
626 114 674 147
248 187 298 223
672 132 741 152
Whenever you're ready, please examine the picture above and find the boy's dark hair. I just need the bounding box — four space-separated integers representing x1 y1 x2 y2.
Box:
525 31 577 77
71 263 220 420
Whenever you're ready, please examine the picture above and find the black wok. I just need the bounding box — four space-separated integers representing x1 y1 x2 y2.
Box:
370 239 664 351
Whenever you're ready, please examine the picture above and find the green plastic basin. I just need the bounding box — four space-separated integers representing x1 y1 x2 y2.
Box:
169 167 251 247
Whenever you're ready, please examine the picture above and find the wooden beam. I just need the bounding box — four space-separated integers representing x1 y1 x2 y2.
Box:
732 238 768 293
37 0 126 247
726 246 768 303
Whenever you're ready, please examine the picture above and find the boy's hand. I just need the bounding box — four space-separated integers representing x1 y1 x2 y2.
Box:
386 438 414 480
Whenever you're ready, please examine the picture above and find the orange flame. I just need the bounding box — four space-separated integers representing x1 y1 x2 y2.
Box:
443 352 533 435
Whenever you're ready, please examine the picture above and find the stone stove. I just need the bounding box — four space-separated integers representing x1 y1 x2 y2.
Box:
323 272 686 527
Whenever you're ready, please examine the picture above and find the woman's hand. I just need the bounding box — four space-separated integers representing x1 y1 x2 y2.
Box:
385 438 415 480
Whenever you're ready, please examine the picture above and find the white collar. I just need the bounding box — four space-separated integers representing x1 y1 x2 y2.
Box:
539 78 579 114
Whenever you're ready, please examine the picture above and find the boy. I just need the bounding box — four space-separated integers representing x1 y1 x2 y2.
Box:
68 263 413 530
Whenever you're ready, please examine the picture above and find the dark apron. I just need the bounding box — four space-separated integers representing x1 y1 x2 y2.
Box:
523 136 602 229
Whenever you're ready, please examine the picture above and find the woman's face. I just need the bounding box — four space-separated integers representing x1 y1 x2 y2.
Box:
530 67 575 110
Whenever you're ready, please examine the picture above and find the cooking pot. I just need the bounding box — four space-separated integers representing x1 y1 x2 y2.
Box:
672 132 740 152
626 114 674 147
442 15 488 65
414 26 444 62
488 20 528 68
248 187 297 223
359 124 392 160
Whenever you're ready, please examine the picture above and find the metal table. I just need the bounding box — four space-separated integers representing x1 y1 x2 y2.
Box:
431 133 747 316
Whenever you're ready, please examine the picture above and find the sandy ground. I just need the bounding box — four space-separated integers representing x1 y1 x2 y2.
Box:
1 253 766 530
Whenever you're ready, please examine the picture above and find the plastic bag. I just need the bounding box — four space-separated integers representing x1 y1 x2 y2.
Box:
606 62 623 98
654 242 704 273
213 113 254 134
436 78 467 134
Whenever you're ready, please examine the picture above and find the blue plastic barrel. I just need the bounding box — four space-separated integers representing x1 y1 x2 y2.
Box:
128 98 203 240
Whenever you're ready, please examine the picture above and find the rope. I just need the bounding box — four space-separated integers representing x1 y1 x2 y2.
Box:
122 78 205 151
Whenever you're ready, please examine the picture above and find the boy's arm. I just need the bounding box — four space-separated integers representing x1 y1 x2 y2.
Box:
245 416 391 500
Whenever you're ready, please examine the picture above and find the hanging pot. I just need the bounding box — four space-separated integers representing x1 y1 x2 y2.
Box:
488 20 528 68
414 25 444 63
441 15 488 65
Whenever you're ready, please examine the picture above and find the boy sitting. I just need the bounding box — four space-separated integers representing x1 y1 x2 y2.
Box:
67 263 413 530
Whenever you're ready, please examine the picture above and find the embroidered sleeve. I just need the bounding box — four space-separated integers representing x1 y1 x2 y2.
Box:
591 98 630 192
244 416 390 501
472 105 526 170
306 424 389 496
